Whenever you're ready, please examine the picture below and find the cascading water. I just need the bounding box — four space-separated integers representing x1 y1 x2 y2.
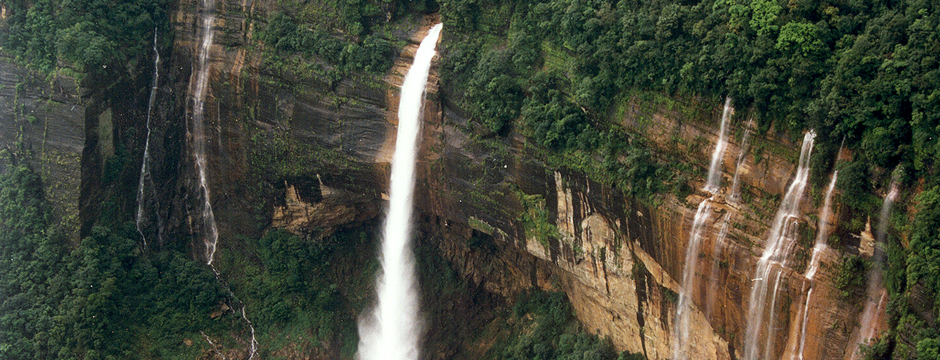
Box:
191 0 219 265
136 30 162 247
357 23 442 360
674 201 713 359
795 170 838 360
805 170 839 282
673 97 732 360
743 131 816 360
851 179 899 358
706 212 731 318
705 98 732 194
729 119 753 203
189 2 257 357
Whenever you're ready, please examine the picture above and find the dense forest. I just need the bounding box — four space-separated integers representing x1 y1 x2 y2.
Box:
1 0 939 358
435 0 940 358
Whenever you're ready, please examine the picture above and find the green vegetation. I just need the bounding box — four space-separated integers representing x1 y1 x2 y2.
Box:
0 158 235 360
257 11 396 78
0 0 171 76
215 228 376 358
834 254 866 301
514 188 559 248
439 0 940 201
867 186 940 359
486 290 643 360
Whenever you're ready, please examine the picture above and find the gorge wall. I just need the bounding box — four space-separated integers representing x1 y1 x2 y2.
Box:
416 89 871 359
0 1 903 359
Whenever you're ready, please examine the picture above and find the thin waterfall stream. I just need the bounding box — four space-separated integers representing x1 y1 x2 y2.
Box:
744 131 816 360
673 98 732 360
192 0 219 265
190 1 257 356
851 179 899 358
795 169 839 360
357 23 443 360
706 212 731 318
136 30 162 247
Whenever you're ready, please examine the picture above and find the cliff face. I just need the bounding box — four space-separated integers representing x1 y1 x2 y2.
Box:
168 0 401 248
0 56 84 239
0 0 889 358
158 1 890 358
416 91 870 359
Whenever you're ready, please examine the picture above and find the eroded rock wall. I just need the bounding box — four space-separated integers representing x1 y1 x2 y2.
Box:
0 55 84 239
166 1 879 358
416 92 871 359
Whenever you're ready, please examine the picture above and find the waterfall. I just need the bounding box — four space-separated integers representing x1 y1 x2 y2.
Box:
705 98 733 194
191 0 220 265
136 30 162 247
674 200 712 359
673 97 732 360
743 131 816 360
806 170 839 281
189 2 258 357
851 180 899 358
358 23 442 360
729 118 753 203
706 212 731 318
795 170 838 360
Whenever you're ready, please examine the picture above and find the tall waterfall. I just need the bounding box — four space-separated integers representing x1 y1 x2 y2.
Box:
744 131 816 360
358 23 442 360
796 170 839 359
191 0 220 265
673 98 732 360
706 212 731 318
136 30 162 247
851 179 899 358
188 2 258 357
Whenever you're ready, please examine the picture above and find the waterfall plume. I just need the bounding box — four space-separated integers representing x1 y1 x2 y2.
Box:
357 23 443 360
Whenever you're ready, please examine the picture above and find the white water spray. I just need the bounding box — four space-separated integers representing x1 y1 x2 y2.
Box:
795 170 838 360
191 0 219 265
358 24 442 360
673 98 732 359
743 131 816 360
136 30 162 247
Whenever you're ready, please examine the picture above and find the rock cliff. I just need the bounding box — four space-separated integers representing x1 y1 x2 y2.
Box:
0 1 897 358
0 55 84 239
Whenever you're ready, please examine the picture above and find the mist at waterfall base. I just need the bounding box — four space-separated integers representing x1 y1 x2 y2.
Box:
358 24 443 360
